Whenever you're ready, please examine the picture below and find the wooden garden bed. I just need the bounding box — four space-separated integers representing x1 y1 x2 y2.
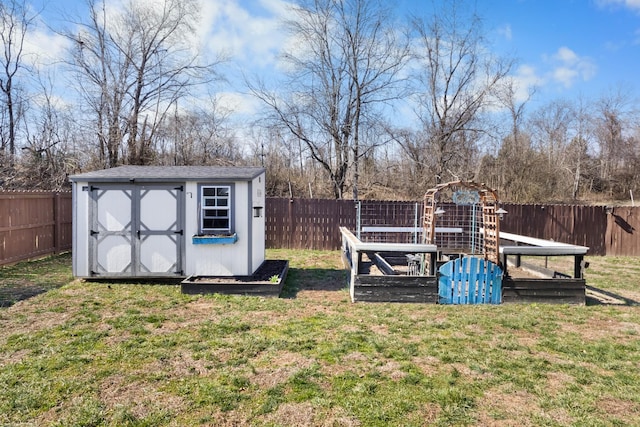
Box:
180 260 289 296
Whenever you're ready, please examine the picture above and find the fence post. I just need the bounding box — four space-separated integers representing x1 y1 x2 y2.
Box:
355 201 361 239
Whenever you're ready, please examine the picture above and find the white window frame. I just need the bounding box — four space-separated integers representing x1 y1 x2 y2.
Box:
200 185 232 233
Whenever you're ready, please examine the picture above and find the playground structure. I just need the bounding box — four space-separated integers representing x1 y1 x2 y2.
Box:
341 181 589 304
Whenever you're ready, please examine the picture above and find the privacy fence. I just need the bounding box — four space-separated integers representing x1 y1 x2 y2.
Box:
266 198 639 256
0 192 72 266
0 194 637 266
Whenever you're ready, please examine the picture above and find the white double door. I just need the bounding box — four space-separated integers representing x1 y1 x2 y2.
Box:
89 184 184 277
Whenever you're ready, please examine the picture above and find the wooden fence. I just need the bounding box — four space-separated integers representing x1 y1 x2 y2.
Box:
0 192 73 266
266 198 358 250
0 195 637 265
266 198 639 256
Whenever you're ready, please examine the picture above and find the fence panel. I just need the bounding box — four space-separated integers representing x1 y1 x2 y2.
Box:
606 206 640 256
500 204 608 256
265 198 357 250
0 192 72 266
1 194 638 258
263 199 638 255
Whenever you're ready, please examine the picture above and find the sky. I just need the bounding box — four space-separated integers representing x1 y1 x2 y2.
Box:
20 0 640 122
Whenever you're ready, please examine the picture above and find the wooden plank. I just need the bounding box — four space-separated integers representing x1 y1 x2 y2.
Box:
180 282 283 296
355 275 437 286
468 257 479 304
502 278 585 305
438 259 452 303
490 261 503 304
501 246 588 255
361 226 463 233
354 275 439 303
369 252 398 275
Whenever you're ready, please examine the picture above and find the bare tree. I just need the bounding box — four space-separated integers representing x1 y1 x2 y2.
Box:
593 88 637 197
16 74 79 190
251 0 409 199
566 97 594 200
527 99 575 198
153 96 241 166
411 0 511 184
66 0 219 168
0 0 36 167
490 78 535 200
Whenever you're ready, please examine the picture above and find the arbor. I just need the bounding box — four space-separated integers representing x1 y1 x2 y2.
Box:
410 0 511 184
66 0 216 168
251 0 409 199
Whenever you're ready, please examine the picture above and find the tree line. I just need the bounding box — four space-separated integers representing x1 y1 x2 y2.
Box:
1 0 638 203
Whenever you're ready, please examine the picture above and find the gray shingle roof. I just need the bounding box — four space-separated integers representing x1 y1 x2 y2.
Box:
69 165 265 182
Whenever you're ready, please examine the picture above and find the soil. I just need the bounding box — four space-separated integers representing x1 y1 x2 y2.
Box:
188 260 288 284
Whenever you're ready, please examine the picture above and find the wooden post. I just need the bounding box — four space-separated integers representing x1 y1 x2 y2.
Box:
501 254 509 277
574 255 584 279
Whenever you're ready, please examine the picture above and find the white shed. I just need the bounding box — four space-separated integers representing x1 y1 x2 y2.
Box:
69 165 266 279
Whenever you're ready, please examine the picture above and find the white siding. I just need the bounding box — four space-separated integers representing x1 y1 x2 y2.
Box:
72 171 267 278
72 181 90 277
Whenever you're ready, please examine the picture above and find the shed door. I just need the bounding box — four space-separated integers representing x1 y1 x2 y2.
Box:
90 184 184 277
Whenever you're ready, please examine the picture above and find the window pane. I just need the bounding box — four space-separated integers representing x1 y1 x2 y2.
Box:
204 209 228 218
213 218 229 228
201 185 231 231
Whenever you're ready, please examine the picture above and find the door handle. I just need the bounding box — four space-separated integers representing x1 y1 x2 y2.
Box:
137 230 140 239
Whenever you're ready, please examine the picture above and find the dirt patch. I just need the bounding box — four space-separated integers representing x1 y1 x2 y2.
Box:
560 316 640 342
251 351 316 389
475 387 542 426
99 375 187 418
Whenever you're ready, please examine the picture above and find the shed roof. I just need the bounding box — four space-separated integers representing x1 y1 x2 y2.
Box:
69 165 265 183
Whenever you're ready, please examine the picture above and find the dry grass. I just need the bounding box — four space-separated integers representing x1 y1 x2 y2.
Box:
0 249 639 426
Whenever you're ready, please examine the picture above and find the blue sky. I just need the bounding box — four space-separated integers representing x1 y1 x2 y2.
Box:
23 0 640 118
483 0 640 104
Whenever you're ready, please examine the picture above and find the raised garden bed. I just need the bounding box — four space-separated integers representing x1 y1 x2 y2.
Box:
180 259 288 296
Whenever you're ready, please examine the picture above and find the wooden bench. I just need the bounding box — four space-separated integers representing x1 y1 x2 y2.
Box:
499 231 589 279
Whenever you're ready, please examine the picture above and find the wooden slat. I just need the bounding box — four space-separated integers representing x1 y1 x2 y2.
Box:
502 278 586 305
0 192 72 266
354 275 438 303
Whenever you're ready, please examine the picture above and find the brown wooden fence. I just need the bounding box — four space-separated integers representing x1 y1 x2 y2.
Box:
0 195 637 265
0 192 72 266
266 198 639 256
500 204 608 255
266 198 358 250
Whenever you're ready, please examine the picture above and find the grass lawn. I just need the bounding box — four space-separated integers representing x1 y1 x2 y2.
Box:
1 250 639 426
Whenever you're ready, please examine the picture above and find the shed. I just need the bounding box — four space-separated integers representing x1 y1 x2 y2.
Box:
69 165 266 279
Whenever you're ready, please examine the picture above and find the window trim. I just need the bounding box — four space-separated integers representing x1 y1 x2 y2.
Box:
198 184 234 234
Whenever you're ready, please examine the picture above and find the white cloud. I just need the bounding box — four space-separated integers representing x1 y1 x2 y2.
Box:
510 64 543 101
497 24 512 41
22 24 70 70
596 0 640 12
547 46 597 88
217 91 262 116
198 0 292 69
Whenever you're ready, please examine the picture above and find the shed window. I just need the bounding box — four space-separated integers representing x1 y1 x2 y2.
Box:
201 186 231 233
